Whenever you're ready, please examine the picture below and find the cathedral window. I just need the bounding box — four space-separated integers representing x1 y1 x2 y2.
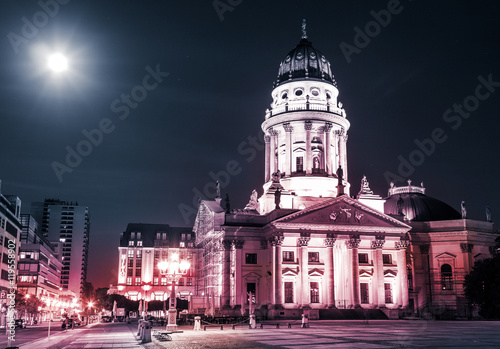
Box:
382 254 392 265
311 88 320 97
441 264 453 290
308 252 319 263
358 253 369 264
310 282 320 303
360 283 369 304
384 283 393 304
284 282 294 303
283 251 294 262
245 253 257 264
294 88 303 96
247 283 256 303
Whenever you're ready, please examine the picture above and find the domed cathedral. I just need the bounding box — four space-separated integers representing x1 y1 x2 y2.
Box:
192 24 498 321
259 26 350 213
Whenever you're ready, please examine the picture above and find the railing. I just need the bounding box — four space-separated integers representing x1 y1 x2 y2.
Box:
388 185 426 196
265 101 346 119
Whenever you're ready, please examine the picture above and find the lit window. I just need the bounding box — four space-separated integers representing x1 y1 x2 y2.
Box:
135 277 141 285
384 283 393 303
308 252 319 263
128 250 134 258
283 251 294 262
180 242 185 248
153 277 159 286
129 241 134 246
126 277 132 286
136 250 142 258
137 241 143 247
310 282 319 303
161 278 167 286
178 278 184 286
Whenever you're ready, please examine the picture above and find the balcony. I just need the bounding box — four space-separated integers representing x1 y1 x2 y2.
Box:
266 101 346 119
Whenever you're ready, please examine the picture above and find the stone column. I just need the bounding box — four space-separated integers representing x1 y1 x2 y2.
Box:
324 234 336 308
221 240 233 307
341 133 348 182
346 235 361 308
269 234 284 306
264 135 271 182
298 233 311 307
460 243 474 272
324 123 333 175
305 121 312 174
396 237 410 307
233 240 245 308
284 123 293 176
371 237 385 307
270 128 278 175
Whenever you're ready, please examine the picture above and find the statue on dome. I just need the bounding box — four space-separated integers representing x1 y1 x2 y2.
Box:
461 201 467 219
272 170 282 183
216 181 221 198
359 175 373 195
274 189 282 209
486 206 492 222
244 189 259 211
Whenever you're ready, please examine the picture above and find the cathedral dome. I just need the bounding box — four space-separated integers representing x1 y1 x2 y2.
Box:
384 184 461 222
275 38 336 87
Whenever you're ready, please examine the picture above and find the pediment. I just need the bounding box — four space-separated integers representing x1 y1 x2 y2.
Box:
435 252 456 259
384 269 398 277
243 272 261 279
283 267 298 276
359 269 373 277
308 268 324 276
273 196 410 231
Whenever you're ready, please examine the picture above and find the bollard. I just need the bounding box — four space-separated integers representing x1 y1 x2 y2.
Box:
194 316 201 331
301 314 309 328
249 314 256 329
142 321 152 343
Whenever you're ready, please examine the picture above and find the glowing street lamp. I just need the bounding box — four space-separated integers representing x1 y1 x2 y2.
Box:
157 254 190 331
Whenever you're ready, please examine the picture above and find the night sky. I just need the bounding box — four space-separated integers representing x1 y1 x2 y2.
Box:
1 1 499 288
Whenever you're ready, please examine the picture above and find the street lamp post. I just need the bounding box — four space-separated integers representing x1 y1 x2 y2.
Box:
157 254 190 332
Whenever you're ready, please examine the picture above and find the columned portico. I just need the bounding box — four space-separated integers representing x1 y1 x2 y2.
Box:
395 237 410 307
221 239 233 307
264 135 271 182
284 123 293 176
305 121 312 175
269 234 284 306
324 123 333 175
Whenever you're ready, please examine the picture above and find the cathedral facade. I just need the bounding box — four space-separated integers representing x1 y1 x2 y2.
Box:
193 31 497 320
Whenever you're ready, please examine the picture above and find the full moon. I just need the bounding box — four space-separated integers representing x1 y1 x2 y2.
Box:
47 53 68 72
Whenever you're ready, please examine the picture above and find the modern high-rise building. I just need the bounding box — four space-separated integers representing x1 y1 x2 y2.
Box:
31 199 90 298
0 180 21 294
17 214 62 301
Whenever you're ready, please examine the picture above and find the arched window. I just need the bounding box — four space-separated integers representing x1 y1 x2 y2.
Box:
441 264 453 290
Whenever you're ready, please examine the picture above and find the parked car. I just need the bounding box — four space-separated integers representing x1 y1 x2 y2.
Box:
62 318 82 329
101 316 112 322
14 319 26 328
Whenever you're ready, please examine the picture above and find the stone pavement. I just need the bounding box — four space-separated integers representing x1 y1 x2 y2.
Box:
13 320 500 348
18 322 145 349
144 320 500 348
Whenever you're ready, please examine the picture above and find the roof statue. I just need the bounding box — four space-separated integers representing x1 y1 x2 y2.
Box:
216 181 221 198
301 19 307 39
274 188 281 209
244 189 259 211
336 165 345 196
461 201 467 219
486 205 492 222
272 170 282 183
358 175 374 195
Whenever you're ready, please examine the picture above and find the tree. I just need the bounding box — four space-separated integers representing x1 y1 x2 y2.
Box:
15 292 44 319
464 254 500 319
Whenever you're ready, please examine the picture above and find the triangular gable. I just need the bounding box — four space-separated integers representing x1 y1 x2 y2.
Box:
359 269 373 277
272 196 410 232
243 272 261 279
309 268 324 277
384 269 398 277
283 267 298 276
435 252 456 259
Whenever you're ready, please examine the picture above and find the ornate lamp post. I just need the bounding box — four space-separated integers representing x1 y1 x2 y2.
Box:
157 254 190 331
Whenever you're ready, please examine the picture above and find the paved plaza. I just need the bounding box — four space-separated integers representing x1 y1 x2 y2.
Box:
16 320 500 348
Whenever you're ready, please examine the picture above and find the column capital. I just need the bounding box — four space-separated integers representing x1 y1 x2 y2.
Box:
268 234 284 246
304 120 312 131
221 239 233 251
346 235 361 249
264 135 271 143
297 233 310 247
233 239 245 249
283 122 293 133
324 122 333 132
395 235 410 250
260 239 268 250
323 233 337 247
371 236 385 249
460 243 474 253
